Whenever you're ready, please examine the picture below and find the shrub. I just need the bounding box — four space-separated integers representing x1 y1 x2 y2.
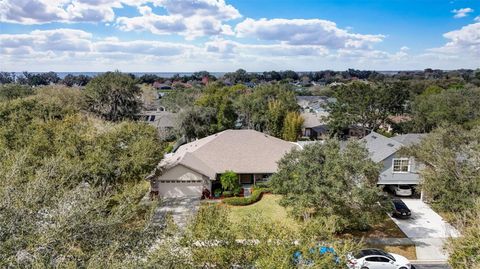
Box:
220 170 239 191
233 186 242 197
214 189 222 197
255 181 271 188
222 191 233 197
223 188 270 206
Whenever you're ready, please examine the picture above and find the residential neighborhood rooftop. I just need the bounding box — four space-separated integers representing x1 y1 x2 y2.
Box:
159 129 299 179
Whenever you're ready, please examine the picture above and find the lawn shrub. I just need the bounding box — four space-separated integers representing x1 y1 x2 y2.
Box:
222 191 233 197
255 181 271 188
233 186 241 196
223 188 270 206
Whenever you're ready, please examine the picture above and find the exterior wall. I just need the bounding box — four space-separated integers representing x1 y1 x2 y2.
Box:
152 165 211 197
378 153 421 185
159 165 206 182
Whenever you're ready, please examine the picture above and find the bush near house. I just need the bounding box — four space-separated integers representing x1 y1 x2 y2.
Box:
220 170 239 191
223 188 270 206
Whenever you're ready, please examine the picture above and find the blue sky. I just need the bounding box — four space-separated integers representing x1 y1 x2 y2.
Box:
0 0 479 72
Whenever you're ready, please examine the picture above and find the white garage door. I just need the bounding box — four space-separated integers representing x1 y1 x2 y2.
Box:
157 180 203 198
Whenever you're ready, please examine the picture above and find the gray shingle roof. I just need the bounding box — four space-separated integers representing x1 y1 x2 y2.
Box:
391 133 427 146
159 129 299 178
361 132 403 162
361 131 426 162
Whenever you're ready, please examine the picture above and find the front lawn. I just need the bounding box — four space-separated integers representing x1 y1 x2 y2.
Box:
341 216 408 238
227 194 300 233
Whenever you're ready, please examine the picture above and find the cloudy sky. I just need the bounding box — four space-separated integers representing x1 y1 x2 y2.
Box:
0 0 479 72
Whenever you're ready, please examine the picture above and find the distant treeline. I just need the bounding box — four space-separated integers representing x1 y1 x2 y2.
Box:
1 68 479 86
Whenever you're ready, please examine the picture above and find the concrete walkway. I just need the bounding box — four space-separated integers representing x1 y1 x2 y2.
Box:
390 199 459 261
153 197 200 229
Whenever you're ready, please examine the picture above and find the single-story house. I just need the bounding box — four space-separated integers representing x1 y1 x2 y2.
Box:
149 129 299 198
296 96 335 114
361 131 426 186
153 81 173 90
301 112 329 140
140 110 177 132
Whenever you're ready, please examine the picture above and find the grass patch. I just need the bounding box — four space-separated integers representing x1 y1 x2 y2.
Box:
368 245 417 260
227 194 300 232
341 216 407 238
221 194 406 239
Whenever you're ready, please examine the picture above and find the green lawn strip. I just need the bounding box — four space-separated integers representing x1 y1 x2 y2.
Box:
225 194 406 239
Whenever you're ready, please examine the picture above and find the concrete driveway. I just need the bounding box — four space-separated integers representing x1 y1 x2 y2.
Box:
153 197 200 229
390 198 459 261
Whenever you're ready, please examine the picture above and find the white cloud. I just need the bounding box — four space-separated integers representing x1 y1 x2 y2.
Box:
0 0 123 24
429 22 480 56
116 0 241 39
235 18 384 49
475 16 480 22
204 38 329 58
0 28 198 71
0 29 93 53
451 8 474 18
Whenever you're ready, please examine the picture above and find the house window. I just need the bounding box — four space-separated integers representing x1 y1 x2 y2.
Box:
393 158 410 173
149 115 156 122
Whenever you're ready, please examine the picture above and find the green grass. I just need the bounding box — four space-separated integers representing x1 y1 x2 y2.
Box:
222 194 406 239
227 194 300 232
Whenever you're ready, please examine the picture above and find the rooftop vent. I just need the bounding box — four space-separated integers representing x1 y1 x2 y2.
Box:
372 135 377 139
387 143 395 147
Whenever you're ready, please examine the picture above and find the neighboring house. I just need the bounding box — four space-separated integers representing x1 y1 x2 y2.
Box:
148 129 299 198
361 131 426 186
140 110 177 132
296 96 335 114
297 96 334 140
301 112 329 140
153 81 173 90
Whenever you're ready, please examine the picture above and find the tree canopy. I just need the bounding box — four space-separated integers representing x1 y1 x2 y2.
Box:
0 86 164 267
327 81 409 136
270 140 386 231
84 71 142 122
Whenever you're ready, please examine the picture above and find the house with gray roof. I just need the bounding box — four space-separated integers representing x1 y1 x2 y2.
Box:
300 112 329 140
140 110 177 130
149 129 299 198
361 131 426 186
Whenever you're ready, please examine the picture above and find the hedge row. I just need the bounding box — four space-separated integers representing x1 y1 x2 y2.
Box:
222 188 270 206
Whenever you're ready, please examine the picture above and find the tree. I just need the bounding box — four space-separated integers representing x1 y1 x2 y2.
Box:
407 125 480 214
447 200 480 269
177 204 360 269
266 99 285 137
234 84 298 134
282 111 304 141
160 87 201 112
0 88 164 267
411 87 480 132
84 71 142 122
175 106 217 141
62 74 91 87
327 81 409 136
0 72 15 84
220 171 239 191
196 83 241 131
0 84 33 101
270 140 385 231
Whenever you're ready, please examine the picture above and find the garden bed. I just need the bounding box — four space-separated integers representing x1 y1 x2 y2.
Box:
222 188 270 206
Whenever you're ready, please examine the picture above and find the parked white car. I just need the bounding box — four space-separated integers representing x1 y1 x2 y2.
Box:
347 249 411 269
388 185 413 197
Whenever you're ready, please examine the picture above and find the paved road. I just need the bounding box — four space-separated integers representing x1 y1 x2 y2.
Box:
412 264 450 269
